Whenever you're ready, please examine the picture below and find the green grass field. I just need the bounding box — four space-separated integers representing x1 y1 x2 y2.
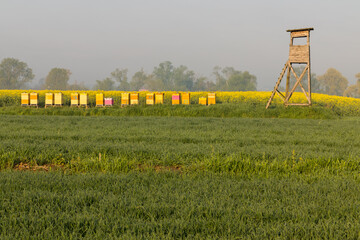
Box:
1 172 360 239
1 114 360 175
1 110 360 238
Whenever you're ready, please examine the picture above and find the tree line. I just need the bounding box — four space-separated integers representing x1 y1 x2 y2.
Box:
93 61 257 92
0 57 359 97
0 58 257 92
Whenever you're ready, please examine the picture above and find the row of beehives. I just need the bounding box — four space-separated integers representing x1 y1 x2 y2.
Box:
20 92 216 107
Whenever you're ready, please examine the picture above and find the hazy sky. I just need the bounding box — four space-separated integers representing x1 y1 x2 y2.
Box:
1 0 359 90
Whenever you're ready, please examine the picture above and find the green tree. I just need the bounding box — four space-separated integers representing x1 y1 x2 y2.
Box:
44 68 71 90
93 77 116 91
317 68 348 96
150 61 198 91
68 81 88 90
152 61 174 90
213 66 227 90
193 76 207 91
173 65 195 91
213 66 257 91
344 73 360 98
130 69 148 91
0 58 34 89
111 68 129 91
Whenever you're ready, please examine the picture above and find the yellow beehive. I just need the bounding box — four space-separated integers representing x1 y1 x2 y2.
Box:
54 93 63 105
96 93 104 106
21 93 29 106
71 93 79 106
146 93 155 105
199 97 207 105
130 93 139 105
182 93 190 105
45 93 54 106
172 93 180 105
30 92 38 106
121 93 130 105
155 93 164 104
208 93 216 105
80 93 88 106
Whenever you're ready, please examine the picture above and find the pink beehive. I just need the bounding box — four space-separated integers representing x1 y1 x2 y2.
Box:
104 98 113 106
172 94 180 105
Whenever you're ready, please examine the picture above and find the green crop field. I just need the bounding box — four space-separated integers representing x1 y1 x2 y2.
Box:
1 111 360 239
1 114 360 174
2 172 360 239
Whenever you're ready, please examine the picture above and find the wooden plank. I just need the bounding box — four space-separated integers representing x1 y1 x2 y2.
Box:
291 31 309 38
308 46 312 104
289 45 309 63
285 103 311 106
285 67 291 98
297 81 311 103
266 62 289 109
287 28 314 32
276 89 286 100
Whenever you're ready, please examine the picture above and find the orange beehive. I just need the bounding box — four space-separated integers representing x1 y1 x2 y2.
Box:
146 93 154 105
121 93 130 105
96 93 104 106
199 97 207 105
208 93 216 105
21 93 29 106
155 93 164 104
182 93 190 105
30 93 38 106
45 93 54 106
130 93 139 105
71 93 79 106
172 94 180 105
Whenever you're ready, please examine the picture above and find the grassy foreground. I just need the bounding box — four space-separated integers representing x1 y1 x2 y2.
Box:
1 172 360 239
1 114 360 239
1 115 360 175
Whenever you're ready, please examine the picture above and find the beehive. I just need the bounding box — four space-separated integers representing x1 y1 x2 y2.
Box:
130 93 139 105
121 93 130 105
199 97 207 105
146 93 155 105
172 94 180 105
80 93 88 106
104 98 113 106
30 93 38 106
45 93 54 106
96 93 104 106
155 93 164 104
71 93 79 106
21 93 29 106
182 93 190 105
208 93 216 105
54 93 63 105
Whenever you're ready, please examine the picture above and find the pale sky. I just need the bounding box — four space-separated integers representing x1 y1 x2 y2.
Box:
1 0 359 90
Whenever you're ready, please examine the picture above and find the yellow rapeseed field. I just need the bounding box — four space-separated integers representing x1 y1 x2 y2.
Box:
1 90 360 112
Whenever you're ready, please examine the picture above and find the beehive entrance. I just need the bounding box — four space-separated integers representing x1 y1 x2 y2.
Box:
266 28 314 108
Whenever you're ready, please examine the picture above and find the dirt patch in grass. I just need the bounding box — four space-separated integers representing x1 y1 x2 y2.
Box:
14 163 64 172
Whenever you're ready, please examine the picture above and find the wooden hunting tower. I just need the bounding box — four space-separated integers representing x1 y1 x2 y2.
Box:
266 28 314 108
